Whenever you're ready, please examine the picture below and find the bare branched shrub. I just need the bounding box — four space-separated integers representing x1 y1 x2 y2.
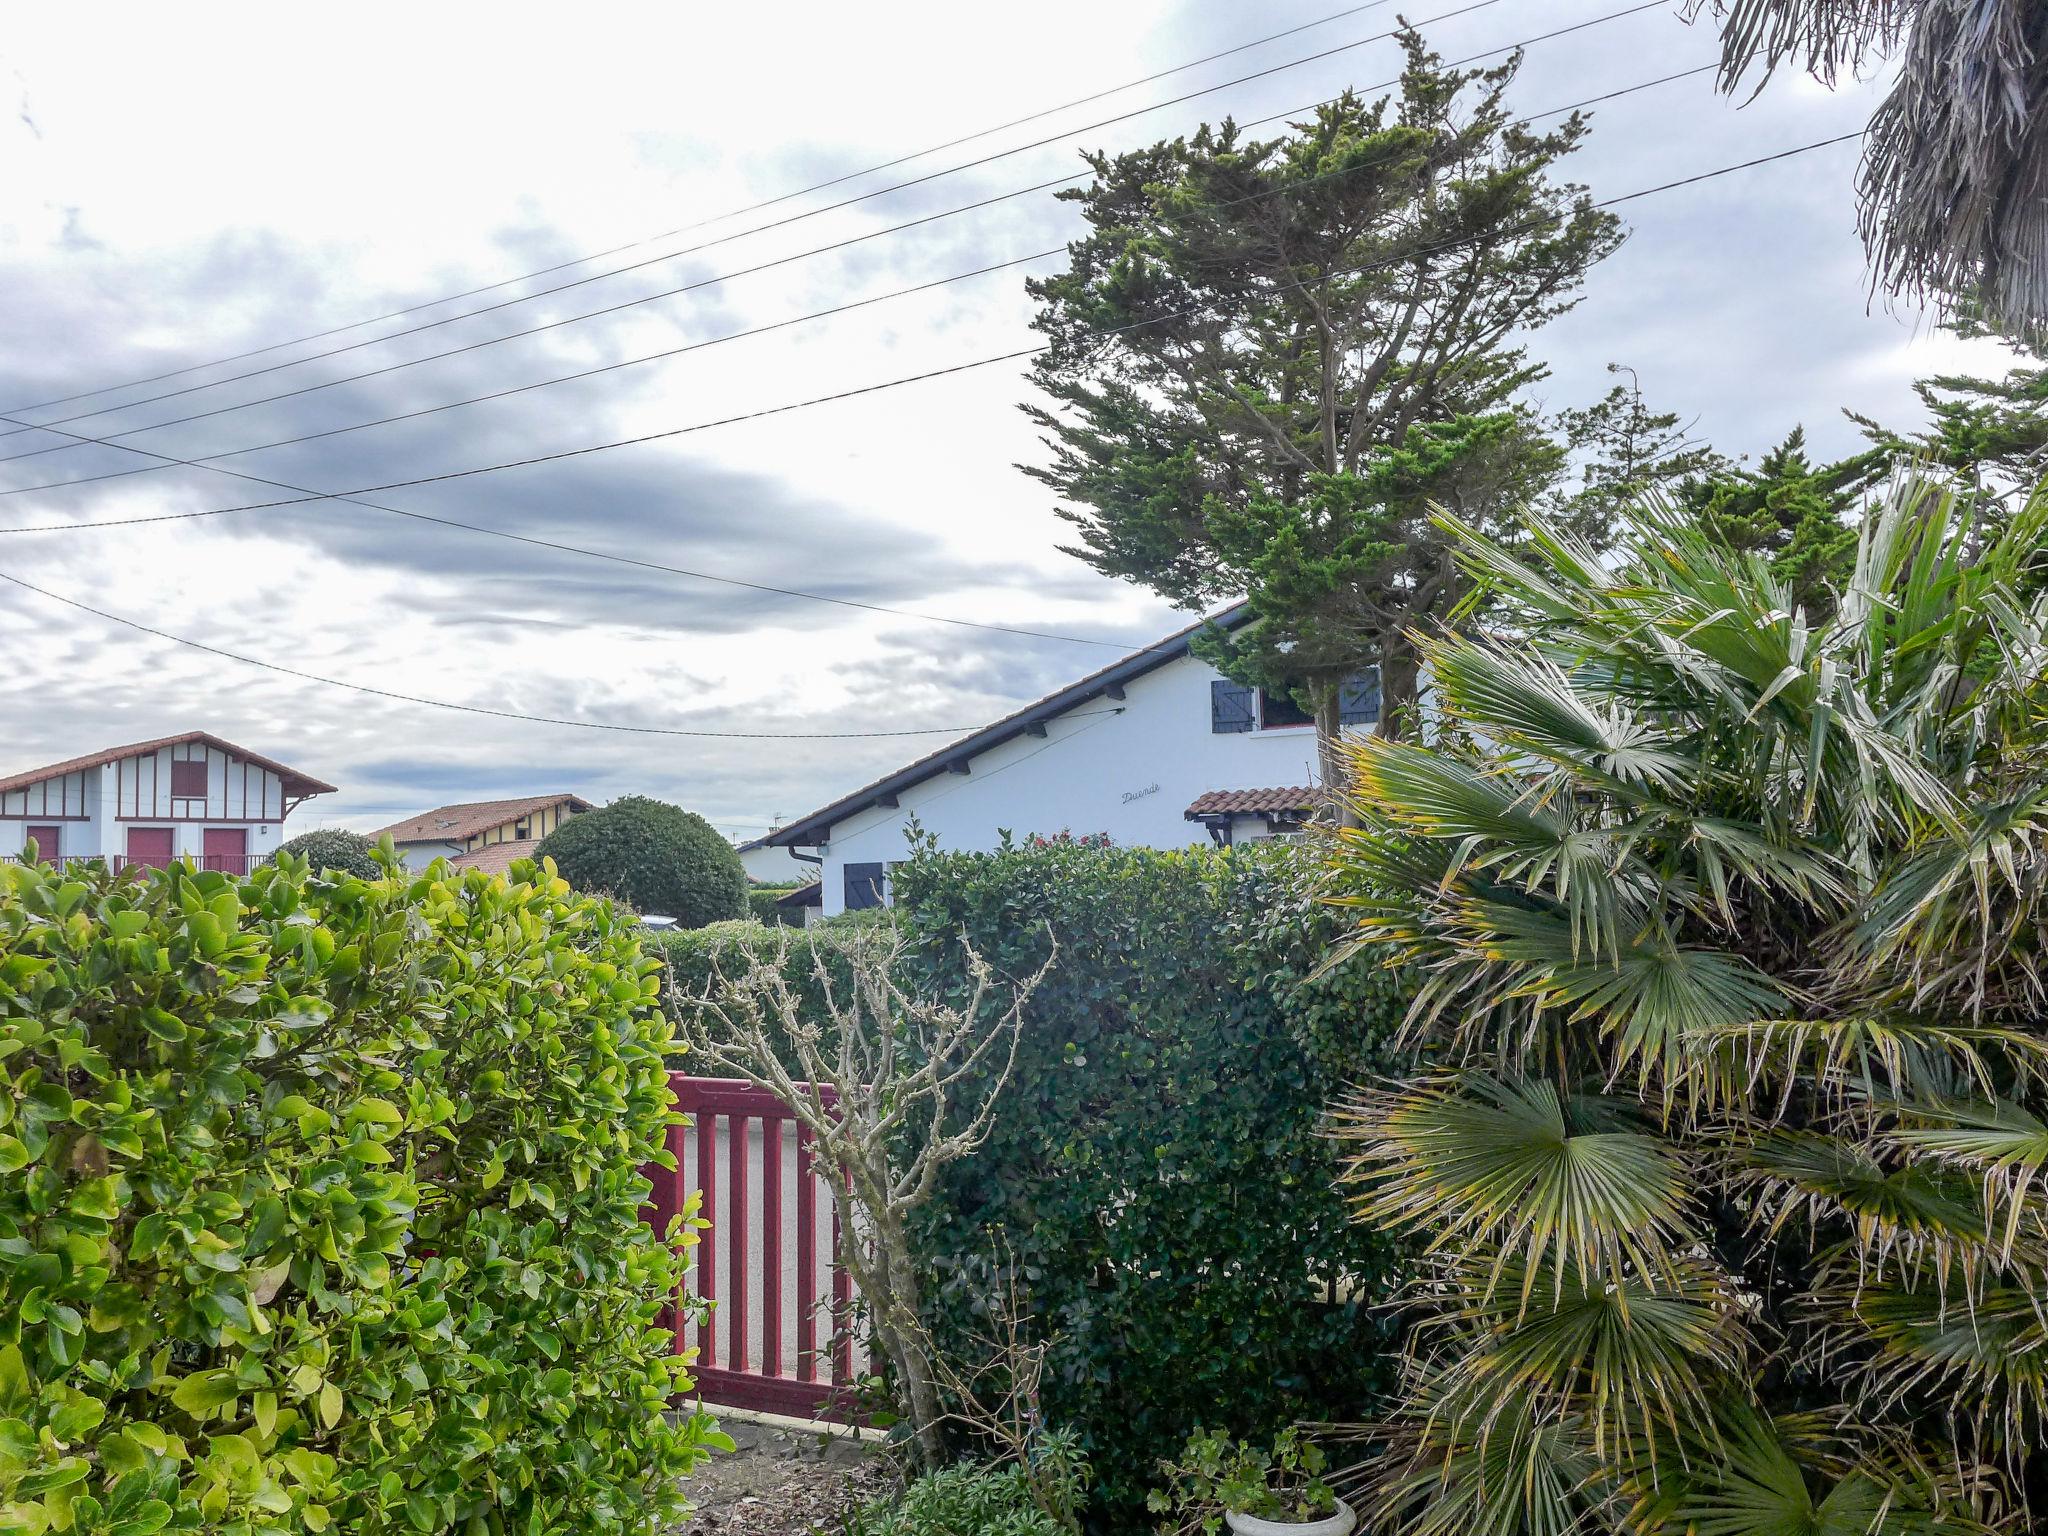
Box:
679 923 1052 1471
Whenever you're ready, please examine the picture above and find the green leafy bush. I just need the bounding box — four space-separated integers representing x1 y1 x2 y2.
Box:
743 884 810 927
888 837 1408 1527
1148 1427 1338 1533
0 851 724 1536
653 915 899 1066
847 1461 1071 1536
273 828 383 881
534 796 746 929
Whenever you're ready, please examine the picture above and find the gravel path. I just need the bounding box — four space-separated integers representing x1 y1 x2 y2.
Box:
678 1419 898 1535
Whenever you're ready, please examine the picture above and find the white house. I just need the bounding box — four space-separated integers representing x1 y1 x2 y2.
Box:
0 731 337 872
734 837 811 884
370 793 592 874
764 604 1378 916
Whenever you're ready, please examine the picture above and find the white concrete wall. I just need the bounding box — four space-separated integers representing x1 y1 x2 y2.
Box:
393 841 465 871
809 650 1323 915
739 842 808 883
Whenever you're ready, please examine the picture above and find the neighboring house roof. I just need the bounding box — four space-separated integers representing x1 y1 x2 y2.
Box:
447 838 542 876
774 882 823 908
1185 786 1321 818
372 794 593 845
0 731 337 799
767 602 1249 847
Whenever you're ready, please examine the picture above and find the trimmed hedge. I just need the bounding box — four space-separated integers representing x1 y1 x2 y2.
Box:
889 839 1408 1528
0 852 723 1536
535 797 746 930
273 828 383 881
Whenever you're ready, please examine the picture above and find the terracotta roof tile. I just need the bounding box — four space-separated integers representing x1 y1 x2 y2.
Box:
372 794 592 845
1184 785 1321 817
0 731 336 798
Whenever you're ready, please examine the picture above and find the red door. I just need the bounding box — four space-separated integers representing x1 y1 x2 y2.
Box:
202 827 247 874
24 825 60 862
126 827 175 870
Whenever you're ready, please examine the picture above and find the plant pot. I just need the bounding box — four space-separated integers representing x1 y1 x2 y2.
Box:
1224 1498 1356 1536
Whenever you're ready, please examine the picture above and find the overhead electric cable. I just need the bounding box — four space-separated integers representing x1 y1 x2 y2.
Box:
0 131 1868 547
0 0 1404 418
0 42 1716 498
0 565 1132 739
0 0 1521 447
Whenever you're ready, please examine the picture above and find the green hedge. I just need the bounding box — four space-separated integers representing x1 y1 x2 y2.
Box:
888 839 1408 1528
0 852 724 1536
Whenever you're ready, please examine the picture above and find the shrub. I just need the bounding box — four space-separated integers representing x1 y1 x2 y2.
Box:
888 836 1409 1527
847 1461 1072 1536
0 851 725 1536
534 796 745 929
274 827 383 880
744 884 811 927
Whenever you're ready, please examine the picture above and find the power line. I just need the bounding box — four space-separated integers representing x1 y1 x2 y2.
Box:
0 565 1132 740
0 0 1517 448
0 132 1868 547
0 1 1403 420
0 37 1711 499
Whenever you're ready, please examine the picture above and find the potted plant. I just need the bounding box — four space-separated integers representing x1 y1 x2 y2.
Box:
1148 1427 1354 1536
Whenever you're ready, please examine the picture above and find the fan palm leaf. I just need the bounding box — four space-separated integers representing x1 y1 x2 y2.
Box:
1337 1073 1697 1297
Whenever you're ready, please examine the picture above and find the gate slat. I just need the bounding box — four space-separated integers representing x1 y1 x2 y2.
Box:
762 1117 783 1378
695 1110 716 1370
797 1122 818 1384
730 1113 750 1372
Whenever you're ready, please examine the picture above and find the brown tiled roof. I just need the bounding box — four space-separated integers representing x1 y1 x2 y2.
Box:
774 882 823 907
1185 785 1321 817
447 839 543 877
0 731 337 798
372 794 592 844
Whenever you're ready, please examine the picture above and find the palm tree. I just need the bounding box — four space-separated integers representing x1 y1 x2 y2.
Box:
1688 0 2048 345
1323 472 2048 1535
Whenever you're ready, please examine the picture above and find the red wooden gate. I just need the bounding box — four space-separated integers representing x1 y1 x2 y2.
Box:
643 1075 863 1420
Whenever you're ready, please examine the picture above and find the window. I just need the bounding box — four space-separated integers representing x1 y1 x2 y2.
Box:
1257 687 1315 730
514 820 531 839
169 759 208 798
843 861 887 911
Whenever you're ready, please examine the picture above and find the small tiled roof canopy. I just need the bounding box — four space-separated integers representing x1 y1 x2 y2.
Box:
372 794 592 844
1184 785 1321 818
0 731 336 799
447 839 542 876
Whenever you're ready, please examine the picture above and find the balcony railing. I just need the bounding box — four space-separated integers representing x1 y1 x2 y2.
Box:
2 852 276 877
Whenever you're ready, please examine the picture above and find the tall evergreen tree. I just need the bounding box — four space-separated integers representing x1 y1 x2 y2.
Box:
1679 428 1871 616
1020 34 1622 784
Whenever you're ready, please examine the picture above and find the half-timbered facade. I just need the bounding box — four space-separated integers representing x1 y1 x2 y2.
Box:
0 732 337 872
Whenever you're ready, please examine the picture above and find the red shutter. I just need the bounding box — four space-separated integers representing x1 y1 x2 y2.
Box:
24 825 60 861
170 760 208 799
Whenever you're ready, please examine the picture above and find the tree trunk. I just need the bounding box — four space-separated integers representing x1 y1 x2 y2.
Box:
1377 639 1423 742
1314 688 1361 830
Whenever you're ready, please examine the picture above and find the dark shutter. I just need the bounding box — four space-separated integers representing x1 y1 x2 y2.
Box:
1210 679 1255 734
1339 669 1381 726
843 861 887 911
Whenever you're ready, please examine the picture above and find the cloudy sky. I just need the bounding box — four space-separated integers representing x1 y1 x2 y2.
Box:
0 0 2019 841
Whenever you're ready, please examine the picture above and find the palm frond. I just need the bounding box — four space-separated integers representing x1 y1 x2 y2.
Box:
1886 1096 2048 1258
1836 1277 2048 1455
1337 1074 1697 1296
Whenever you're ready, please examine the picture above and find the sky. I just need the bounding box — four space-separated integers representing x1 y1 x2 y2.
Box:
0 0 2022 842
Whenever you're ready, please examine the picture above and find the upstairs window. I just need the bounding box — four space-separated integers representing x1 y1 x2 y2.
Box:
1256 687 1314 729
169 759 208 798
1210 669 1380 733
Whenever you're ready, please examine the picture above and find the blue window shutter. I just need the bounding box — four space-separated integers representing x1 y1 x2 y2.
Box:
843 862 886 910
1339 668 1381 726
1210 679 1255 733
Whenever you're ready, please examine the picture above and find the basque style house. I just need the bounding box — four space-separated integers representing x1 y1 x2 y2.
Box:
0 732 337 873
764 603 1378 917
373 794 592 874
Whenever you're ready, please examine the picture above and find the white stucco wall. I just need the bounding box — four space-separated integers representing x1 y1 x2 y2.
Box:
738 841 808 883
803 650 1327 915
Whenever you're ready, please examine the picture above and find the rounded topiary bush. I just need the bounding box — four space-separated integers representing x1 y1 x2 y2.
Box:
0 849 727 1534
275 826 384 880
534 796 746 928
